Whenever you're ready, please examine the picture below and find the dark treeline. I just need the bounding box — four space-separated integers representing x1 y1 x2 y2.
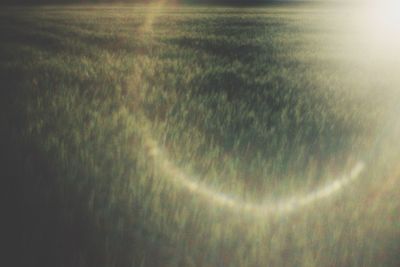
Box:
0 0 140 5
0 0 288 6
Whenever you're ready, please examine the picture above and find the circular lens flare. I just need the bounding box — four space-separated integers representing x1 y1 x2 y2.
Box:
144 133 365 217
130 2 390 218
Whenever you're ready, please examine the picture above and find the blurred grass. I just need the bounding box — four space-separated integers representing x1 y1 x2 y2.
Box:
1 4 399 267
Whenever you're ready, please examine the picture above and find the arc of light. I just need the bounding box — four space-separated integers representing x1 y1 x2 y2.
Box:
133 2 366 217
143 129 365 217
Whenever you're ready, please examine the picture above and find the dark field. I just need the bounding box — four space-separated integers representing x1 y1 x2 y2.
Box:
2 4 400 267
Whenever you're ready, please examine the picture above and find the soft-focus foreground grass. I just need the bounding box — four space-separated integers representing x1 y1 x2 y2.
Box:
2 5 400 267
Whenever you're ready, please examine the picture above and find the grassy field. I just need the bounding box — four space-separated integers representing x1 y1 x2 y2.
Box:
2 4 400 267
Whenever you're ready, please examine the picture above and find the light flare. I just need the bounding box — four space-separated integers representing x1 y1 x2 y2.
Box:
131 1 374 217
144 130 365 217
354 0 400 61
138 0 168 35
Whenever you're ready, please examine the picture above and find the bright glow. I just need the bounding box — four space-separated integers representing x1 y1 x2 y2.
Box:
357 0 400 59
368 0 400 41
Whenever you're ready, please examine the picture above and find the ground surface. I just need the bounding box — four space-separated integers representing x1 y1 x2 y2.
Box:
1 4 400 267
